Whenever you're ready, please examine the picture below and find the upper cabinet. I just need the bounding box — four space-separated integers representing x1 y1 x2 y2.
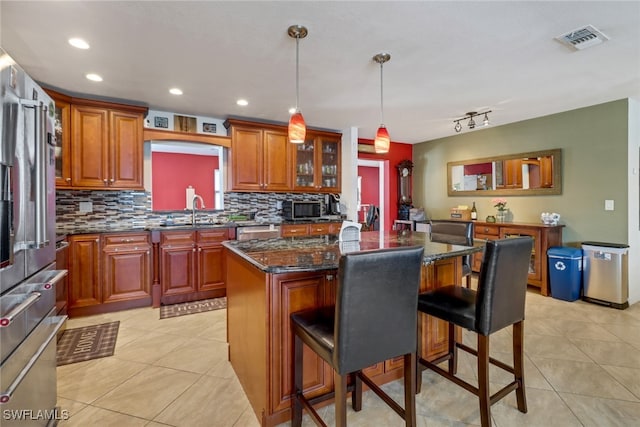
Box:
225 118 341 193
225 119 291 192
47 89 147 190
293 133 341 193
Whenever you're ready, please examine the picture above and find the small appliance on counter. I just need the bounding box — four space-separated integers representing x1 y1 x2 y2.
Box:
282 200 322 220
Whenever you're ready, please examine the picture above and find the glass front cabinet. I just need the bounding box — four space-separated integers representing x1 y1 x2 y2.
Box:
49 90 72 187
292 132 341 193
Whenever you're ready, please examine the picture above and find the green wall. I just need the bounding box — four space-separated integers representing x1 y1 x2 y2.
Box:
413 99 629 245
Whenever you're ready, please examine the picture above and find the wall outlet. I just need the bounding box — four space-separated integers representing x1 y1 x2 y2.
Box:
604 199 614 211
79 201 93 213
276 201 283 209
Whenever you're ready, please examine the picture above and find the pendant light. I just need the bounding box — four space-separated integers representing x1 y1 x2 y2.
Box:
373 53 391 154
288 25 308 144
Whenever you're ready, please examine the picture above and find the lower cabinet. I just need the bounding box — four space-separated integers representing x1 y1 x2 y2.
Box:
68 232 152 317
280 222 341 237
159 228 229 305
472 222 564 296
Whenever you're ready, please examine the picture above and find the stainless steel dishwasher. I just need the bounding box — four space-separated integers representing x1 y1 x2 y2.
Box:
236 224 281 241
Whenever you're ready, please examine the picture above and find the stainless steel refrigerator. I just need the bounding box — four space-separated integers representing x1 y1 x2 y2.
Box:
0 47 67 426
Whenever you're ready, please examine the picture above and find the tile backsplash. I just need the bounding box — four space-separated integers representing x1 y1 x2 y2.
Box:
55 190 327 231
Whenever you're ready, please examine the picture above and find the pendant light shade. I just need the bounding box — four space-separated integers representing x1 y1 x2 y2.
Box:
288 111 306 144
373 53 391 154
374 125 390 154
288 25 308 144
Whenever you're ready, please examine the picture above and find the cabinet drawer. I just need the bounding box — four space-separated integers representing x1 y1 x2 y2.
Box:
197 229 230 243
103 232 150 246
281 224 309 237
309 223 331 236
475 225 500 236
160 231 195 246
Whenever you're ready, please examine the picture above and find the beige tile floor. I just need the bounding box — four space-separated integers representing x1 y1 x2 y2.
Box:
57 287 640 426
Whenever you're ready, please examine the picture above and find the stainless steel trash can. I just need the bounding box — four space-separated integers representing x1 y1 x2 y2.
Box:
581 241 629 309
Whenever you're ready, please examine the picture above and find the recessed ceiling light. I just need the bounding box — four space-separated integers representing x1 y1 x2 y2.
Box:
236 99 249 106
68 38 90 49
169 88 183 95
86 73 103 82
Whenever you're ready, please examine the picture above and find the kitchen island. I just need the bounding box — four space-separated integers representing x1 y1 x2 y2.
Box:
223 231 482 427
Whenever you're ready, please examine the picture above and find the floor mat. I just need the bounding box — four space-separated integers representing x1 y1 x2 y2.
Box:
160 297 226 319
56 321 119 366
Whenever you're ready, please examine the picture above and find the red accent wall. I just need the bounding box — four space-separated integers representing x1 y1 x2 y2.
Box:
152 152 219 210
358 140 413 230
357 166 380 223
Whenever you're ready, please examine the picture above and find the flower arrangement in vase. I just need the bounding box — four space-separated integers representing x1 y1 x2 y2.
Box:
492 198 508 222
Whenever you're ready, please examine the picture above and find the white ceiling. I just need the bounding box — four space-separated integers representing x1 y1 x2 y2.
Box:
2 1 639 144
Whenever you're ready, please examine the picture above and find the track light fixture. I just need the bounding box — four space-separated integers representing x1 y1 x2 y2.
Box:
453 110 492 133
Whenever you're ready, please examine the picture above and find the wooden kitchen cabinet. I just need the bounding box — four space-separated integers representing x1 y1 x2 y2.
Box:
159 228 230 305
50 90 72 187
68 234 102 311
46 89 146 190
102 233 152 305
280 222 341 237
472 222 564 296
225 119 291 192
67 232 153 317
292 132 341 193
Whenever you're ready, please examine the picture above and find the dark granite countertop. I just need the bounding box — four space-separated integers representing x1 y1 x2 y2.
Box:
222 230 483 273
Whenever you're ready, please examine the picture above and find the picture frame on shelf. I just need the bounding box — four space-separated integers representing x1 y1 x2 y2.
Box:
202 122 217 133
154 116 169 128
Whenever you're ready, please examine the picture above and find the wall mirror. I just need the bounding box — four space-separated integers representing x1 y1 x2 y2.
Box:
447 149 562 196
149 141 225 211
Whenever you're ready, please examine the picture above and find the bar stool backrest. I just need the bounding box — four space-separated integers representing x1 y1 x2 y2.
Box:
430 220 474 246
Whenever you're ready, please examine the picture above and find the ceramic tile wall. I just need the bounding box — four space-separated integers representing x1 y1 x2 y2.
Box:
55 190 326 231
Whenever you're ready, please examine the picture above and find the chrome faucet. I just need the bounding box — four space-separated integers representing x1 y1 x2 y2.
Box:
191 194 205 225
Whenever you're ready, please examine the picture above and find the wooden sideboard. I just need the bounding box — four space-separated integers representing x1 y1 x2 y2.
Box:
472 221 564 296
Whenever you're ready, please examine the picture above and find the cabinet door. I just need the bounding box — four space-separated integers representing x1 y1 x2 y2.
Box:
269 271 336 413
263 130 291 191
68 234 102 308
52 96 72 187
317 136 340 192
420 259 458 361
504 159 523 188
160 245 197 298
230 127 262 191
109 110 144 189
500 228 540 282
292 139 316 190
103 245 151 303
196 229 228 293
71 105 109 187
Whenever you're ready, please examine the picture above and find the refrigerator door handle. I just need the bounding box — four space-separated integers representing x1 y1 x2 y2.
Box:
19 99 49 249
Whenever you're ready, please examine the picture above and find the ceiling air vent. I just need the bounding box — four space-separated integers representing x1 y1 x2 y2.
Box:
555 25 609 50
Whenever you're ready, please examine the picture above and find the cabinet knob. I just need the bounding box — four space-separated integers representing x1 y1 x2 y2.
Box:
326 274 334 281
103 179 108 184
110 178 115 184
65 178 71 183
198 247 202 252
192 248 196 253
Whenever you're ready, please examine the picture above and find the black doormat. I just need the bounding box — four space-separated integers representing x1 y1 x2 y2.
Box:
160 297 226 319
56 321 119 366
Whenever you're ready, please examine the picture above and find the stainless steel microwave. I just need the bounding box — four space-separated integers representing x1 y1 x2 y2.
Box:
282 201 322 220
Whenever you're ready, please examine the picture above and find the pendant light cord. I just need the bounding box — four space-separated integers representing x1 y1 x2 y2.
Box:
379 61 384 125
295 36 300 112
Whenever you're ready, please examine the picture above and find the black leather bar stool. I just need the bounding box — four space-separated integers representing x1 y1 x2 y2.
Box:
429 219 474 287
291 246 424 427
416 237 533 427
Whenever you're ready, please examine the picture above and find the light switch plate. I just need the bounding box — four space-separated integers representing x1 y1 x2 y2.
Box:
79 201 93 213
605 199 614 211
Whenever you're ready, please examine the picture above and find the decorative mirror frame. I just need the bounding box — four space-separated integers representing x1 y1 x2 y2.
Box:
447 149 562 196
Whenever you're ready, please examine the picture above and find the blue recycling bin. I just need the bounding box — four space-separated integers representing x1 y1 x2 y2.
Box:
547 247 583 301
